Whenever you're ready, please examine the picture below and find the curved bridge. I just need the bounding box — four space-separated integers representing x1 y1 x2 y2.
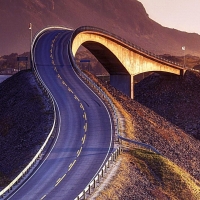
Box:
71 26 185 98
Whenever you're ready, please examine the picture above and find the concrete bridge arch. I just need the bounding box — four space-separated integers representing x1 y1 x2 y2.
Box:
71 27 185 98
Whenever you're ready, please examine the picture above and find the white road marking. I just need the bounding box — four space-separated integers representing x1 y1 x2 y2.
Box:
55 174 66 187
83 112 87 120
80 103 84 110
77 147 82 157
82 134 86 144
68 160 77 171
84 123 87 132
40 194 46 200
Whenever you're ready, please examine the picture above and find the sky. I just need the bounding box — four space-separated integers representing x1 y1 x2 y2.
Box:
138 0 200 35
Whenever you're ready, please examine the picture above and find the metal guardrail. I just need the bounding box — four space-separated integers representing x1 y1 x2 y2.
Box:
75 148 122 200
118 135 161 155
72 26 184 69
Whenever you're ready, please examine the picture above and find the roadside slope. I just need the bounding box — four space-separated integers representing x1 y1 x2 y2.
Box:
84 70 200 199
0 70 54 188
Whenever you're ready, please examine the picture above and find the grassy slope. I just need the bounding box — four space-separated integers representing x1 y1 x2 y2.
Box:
131 149 200 200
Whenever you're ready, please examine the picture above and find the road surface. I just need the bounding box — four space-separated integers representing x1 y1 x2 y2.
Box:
8 29 113 200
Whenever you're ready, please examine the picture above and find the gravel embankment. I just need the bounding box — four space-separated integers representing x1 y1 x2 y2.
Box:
135 70 200 140
0 70 54 186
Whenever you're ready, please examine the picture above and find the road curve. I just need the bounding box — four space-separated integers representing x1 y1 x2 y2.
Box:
8 28 113 199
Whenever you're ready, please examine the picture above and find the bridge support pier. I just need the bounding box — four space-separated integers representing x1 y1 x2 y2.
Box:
180 69 186 76
131 75 134 99
110 74 134 99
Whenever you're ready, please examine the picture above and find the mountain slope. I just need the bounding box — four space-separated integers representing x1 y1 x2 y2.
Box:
0 0 200 56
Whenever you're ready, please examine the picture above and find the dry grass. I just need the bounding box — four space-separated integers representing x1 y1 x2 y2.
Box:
131 148 200 200
94 148 200 200
110 96 134 139
94 155 132 200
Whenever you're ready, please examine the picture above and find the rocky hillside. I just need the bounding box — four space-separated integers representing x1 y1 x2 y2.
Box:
0 70 54 187
86 70 200 199
135 70 200 140
1 0 200 56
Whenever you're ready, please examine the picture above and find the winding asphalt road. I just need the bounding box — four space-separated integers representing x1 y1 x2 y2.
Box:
8 29 113 199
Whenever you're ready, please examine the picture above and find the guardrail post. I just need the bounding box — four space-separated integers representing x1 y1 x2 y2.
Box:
98 174 100 183
93 179 96 188
119 147 122 154
83 190 86 200
111 153 114 163
119 147 121 154
89 184 91 194
102 169 104 177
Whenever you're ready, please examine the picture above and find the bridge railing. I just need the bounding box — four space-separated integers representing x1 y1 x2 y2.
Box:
69 30 161 199
0 29 58 199
72 26 183 68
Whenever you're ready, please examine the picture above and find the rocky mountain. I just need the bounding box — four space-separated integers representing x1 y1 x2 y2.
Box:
1 0 200 57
